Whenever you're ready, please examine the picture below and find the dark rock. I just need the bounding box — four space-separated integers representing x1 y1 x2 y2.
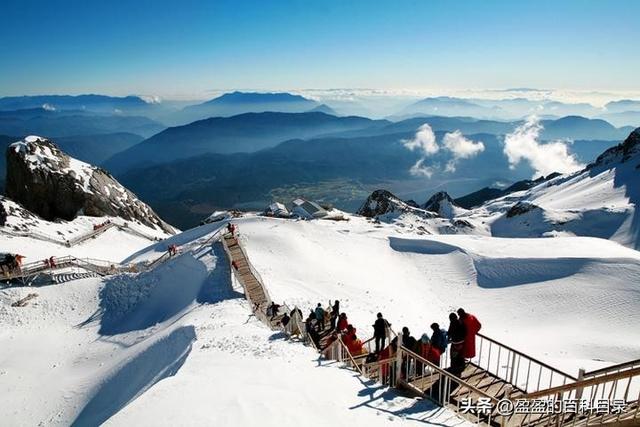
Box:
357 189 404 217
423 191 457 215
589 127 640 168
5 136 175 234
357 189 436 219
453 219 473 228
0 201 6 226
506 201 540 218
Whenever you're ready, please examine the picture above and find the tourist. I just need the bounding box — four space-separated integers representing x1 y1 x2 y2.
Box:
373 312 390 354
458 308 482 359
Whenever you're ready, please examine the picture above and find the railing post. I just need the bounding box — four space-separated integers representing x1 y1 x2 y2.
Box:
509 350 517 384
575 368 585 400
501 385 512 427
395 331 403 388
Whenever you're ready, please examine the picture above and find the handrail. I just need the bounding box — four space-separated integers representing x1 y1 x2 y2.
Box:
1 220 164 249
477 332 578 381
336 335 365 375
524 366 640 400
583 358 640 378
399 345 501 404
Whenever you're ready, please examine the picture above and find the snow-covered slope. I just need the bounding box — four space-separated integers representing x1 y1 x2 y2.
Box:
475 128 640 249
0 220 464 426
361 127 640 249
0 195 170 264
238 215 640 373
1 211 638 425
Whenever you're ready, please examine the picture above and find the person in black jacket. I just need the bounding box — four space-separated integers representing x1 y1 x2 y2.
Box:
280 313 290 328
373 312 390 354
401 327 417 351
330 300 340 330
447 313 467 374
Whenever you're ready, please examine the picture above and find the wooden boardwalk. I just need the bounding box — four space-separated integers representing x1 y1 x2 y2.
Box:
222 233 270 309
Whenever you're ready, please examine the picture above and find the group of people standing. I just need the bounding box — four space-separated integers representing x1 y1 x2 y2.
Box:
372 308 481 377
342 307 482 377
272 297 482 377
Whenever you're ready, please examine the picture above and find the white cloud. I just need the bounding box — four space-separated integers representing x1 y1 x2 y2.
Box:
402 124 488 177
402 124 440 178
409 158 435 178
442 130 485 172
402 124 439 155
503 116 584 178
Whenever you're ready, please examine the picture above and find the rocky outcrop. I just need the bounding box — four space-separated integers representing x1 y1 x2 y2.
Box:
5 136 176 234
589 127 640 168
506 201 541 218
357 190 406 217
357 189 437 219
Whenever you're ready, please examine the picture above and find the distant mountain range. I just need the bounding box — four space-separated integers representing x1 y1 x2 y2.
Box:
0 108 165 138
397 96 626 123
0 94 153 114
604 99 640 113
103 112 386 174
1 91 637 228
116 120 622 228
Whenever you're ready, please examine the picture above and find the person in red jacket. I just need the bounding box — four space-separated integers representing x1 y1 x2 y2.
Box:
336 313 348 332
343 324 357 342
417 334 442 366
458 308 481 359
378 339 397 384
346 334 365 356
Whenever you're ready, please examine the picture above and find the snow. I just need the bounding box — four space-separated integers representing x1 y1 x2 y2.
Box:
0 219 470 426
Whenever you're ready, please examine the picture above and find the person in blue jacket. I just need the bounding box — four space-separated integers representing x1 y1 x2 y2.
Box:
315 303 325 331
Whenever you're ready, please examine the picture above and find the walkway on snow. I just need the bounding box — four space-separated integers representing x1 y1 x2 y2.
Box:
221 228 640 427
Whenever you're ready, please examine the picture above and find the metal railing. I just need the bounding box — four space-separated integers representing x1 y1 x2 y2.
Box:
521 366 640 426
439 332 578 394
1 225 223 285
1 220 165 248
399 345 504 426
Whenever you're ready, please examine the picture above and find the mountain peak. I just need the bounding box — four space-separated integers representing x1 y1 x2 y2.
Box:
357 189 438 220
423 191 463 219
308 103 338 115
206 91 314 105
5 136 176 234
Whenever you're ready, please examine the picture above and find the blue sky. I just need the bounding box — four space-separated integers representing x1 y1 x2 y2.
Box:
1 0 639 98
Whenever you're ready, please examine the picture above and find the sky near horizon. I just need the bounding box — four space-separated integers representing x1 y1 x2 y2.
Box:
1 0 639 99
